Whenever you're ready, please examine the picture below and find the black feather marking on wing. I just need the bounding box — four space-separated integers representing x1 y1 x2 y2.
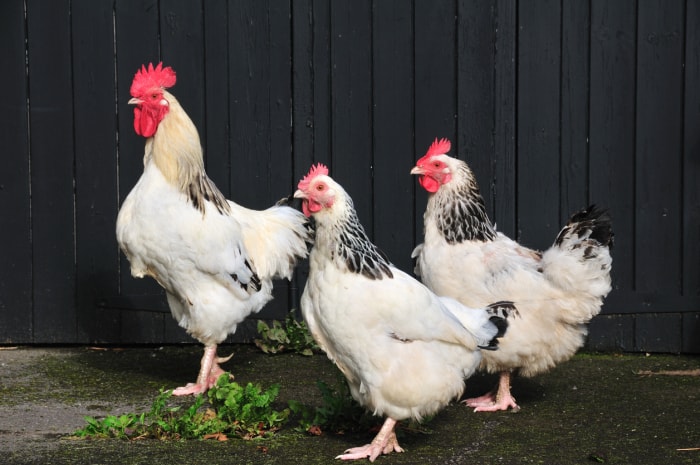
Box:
478 301 518 351
230 258 261 294
336 199 393 280
555 205 614 251
188 173 231 215
245 259 262 292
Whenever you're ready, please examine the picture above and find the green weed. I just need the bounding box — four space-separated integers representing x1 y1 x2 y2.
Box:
73 376 288 441
288 374 377 435
207 376 289 439
255 309 319 356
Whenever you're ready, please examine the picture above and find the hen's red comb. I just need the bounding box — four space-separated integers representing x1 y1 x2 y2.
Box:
425 138 451 157
130 62 177 98
298 163 329 191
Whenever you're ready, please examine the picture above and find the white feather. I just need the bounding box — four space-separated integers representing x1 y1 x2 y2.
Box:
299 176 504 422
116 161 307 346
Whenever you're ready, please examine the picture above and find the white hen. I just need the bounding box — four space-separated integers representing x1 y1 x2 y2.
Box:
411 138 613 412
116 63 310 395
293 163 515 461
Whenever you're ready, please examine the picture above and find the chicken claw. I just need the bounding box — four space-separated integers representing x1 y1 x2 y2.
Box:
336 418 404 462
171 345 234 396
463 371 520 412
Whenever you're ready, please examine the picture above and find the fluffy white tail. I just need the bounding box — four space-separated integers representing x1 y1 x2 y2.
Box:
541 205 613 323
229 198 311 281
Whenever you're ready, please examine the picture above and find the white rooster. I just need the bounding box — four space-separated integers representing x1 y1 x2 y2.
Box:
293 163 516 461
116 63 310 396
411 138 613 412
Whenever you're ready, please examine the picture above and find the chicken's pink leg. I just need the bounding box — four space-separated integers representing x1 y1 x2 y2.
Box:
336 417 404 462
463 371 520 412
172 344 233 396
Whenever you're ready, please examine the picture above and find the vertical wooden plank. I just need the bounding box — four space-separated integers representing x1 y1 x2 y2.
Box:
72 0 120 343
203 0 230 193
586 314 635 352
516 0 561 249
268 2 295 317
290 0 314 309
560 0 590 218
456 0 495 216
372 0 415 272
0 0 32 342
91 308 121 343
683 0 700 298
159 0 205 147
682 313 700 354
493 0 517 237
229 0 274 208
292 0 315 183
114 0 163 301
414 0 457 145
311 0 332 169
329 0 373 230
26 0 77 342
589 0 636 294
229 1 294 321
268 0 294 200
414 0 457 239
635 0 683 293
121 311 165 344
635 313 682 353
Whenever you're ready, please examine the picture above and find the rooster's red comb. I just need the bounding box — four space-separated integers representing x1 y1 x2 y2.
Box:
425 138 451 157
130 62 177 98
417 138 452 165
298 163 329 191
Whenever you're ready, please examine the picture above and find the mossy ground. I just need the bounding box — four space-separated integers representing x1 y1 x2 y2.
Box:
0 345 698 464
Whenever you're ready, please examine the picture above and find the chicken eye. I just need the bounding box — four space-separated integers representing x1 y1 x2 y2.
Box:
151 93 159 100
316 184 325 191
433 162 441 168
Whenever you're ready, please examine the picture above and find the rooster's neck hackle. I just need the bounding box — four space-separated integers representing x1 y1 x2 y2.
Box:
316 195 393 280
148 91 230 215
428 163 497 243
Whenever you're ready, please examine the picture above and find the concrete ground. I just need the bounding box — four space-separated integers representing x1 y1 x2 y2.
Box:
0 345 698 465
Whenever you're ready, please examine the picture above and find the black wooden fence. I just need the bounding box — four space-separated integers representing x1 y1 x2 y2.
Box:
1 0 698 353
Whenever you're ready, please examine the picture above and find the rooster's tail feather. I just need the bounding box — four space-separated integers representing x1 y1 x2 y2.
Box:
554 204 613 251
229 201 312 281
478 301 517 351
541 205 613 324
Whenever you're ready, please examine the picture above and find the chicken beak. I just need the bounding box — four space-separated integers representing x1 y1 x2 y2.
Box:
128 97 142 105
410 166 424 175
293 189 307 199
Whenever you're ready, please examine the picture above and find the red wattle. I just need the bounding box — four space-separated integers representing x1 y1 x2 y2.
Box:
302 199 324 217
418 175 440 193
133 107 143 136
133 106 160 138
141 114 157 137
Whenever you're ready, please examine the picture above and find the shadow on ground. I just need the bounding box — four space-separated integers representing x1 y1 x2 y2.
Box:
0 345 698 465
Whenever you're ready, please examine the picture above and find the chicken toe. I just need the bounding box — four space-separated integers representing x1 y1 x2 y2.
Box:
336 418 404 462
172 344 232 396
465 371 520 412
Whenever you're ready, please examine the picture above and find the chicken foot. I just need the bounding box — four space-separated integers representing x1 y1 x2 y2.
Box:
172 344 233 396
463 371 520 412
336 417 404 462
